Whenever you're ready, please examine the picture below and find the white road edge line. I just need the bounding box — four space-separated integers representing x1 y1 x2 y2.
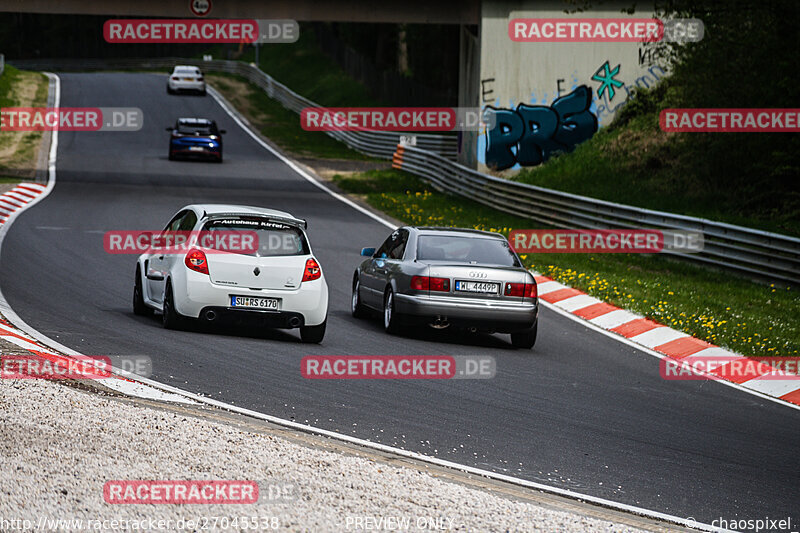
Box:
0 72 730 533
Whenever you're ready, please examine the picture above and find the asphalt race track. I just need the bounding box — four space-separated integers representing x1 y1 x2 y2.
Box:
2 72 798 525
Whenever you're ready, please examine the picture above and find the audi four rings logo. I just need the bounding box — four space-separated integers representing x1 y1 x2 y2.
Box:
469 271 488 278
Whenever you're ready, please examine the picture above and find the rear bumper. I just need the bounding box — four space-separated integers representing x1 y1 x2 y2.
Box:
168 80 206 92
169 144 221 159
394 293 538 331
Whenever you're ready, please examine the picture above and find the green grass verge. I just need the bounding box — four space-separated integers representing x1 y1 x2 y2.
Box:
332 168 799 357
206 72 372 160
0 65 48 178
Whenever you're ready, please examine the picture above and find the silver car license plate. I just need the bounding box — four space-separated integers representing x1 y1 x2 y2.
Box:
188 146 205 152
230 296 279 309
455 280 499 294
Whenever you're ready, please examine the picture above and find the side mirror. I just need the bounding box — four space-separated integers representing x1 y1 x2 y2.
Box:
361 247 376 257
219 129 227 135
165 127 174 131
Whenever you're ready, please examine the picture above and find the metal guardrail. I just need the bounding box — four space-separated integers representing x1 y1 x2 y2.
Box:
393 145 800 285
9 57 458 160
0 54 5 77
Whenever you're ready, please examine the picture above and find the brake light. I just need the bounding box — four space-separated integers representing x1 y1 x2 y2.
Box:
197 76 204 81
410 276 450 292
185 249 209 275
505 282 536 299
302 258 321 282
171 76 179 81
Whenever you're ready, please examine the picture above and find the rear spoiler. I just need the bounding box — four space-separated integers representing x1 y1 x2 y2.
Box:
203 212 308 229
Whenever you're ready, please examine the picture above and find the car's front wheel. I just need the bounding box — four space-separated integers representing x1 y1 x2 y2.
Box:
510 321 538 349
133 266 151 316
351 276 367 318
162 281 185 330
300 319 326 344
383 288 401 334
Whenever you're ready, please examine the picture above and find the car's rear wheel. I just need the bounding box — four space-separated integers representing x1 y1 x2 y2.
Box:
383 288 401 334
300 319 326 344
133 266 151 317
510 321 538 349
351 276 367 318
162 281 185 330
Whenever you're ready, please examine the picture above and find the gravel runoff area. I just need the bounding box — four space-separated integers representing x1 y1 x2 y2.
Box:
0 356 655 532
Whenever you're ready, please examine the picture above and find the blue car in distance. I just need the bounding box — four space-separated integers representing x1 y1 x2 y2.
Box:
167 118 226 162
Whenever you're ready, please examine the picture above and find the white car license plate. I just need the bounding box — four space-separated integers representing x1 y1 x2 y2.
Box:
230 296 279 309
455 280 499 294
182 77 195 81
188 146 205 151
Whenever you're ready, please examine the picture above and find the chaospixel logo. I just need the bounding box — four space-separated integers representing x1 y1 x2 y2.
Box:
509 229 704 254
103 480 259 504
104 230 259 254
0 107 143 131
301 355 495 379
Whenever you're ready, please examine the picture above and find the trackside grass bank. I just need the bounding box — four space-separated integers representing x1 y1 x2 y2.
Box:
332 169 799 357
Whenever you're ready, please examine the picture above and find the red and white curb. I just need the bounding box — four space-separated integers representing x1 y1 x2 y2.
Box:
0 182 47 224
533 273 800 408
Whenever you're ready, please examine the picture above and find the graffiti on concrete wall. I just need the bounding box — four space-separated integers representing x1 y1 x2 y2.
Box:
483 86 598 171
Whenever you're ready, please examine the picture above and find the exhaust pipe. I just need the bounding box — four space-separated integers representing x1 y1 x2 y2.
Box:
204 310 217 321
468 326 478 333
288 316 302 328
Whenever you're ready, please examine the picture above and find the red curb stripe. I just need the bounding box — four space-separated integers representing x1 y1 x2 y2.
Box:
0 326 51 349
611 318 662 338
533 275 552 284
655 337 716 359
10 189 37 200
15 184 44 195
573 302 618 320
540 287 583 303
779 388 800 406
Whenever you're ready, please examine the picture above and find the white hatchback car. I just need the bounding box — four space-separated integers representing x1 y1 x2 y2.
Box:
133 204 329 343
167 65 206 95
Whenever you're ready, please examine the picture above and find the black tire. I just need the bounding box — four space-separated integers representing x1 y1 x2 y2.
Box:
511 321 538 349
162 281 185 330
168 152 176 161
383 287 401 334
133 266 151 316
300 319 326 344
351 275 367 318
166 86 173 94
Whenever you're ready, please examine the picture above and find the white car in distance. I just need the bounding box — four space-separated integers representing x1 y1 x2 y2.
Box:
133 204 329 343
167 65 206 95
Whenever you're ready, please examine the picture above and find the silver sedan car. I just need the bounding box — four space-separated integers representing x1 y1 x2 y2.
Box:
351 227 538 348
